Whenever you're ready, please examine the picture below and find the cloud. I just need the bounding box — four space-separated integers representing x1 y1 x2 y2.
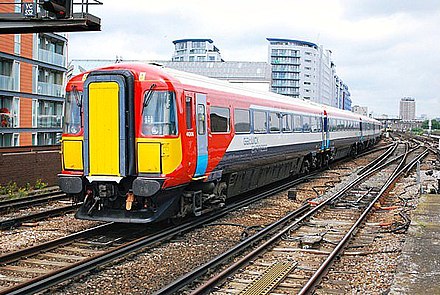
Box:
68 0 440 118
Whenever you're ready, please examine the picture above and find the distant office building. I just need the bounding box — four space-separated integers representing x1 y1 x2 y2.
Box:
352 105 368 117
267 38 335 107
0 3 67 147
172 39 223 62
68 60 271 92
334 75 352 111
399 97 416 121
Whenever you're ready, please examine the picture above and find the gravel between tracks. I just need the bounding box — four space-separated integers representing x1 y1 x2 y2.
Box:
47 156 375 294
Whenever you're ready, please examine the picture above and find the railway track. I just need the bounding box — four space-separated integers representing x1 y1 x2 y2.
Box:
0 190 67 213
156 142 428 294
0 167 327 295
0 140 399 294
0 190 80 230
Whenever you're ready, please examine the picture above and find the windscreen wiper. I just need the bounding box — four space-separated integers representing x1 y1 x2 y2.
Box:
142 83 157 113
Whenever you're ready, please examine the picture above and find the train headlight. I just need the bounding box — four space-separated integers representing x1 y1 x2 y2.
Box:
151 126 159 135
70 125 80 134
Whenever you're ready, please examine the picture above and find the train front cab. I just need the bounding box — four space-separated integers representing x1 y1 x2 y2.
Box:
59 69 187 223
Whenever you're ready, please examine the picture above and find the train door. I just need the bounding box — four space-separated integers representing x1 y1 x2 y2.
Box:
83 74 132 178
194 93 208 178
322 111 330 150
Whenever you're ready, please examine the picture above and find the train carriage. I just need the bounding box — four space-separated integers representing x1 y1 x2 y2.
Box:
59 63 381 223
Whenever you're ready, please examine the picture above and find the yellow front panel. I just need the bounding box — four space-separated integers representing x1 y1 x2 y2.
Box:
137 142 161 173
62 137 83 170
89 82 120 176
137 137 182 175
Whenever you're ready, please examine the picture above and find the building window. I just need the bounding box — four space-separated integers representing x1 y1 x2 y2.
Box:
32 99 38 127
210 106 230 133
37 132 60 145
13 133 19 146
14 0 20 12
37 100 63 128
0 133 12 147
14 35 21 55
32 133 37 145
12 97 19 127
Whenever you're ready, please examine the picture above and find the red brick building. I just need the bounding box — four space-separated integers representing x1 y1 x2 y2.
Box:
0 0 67 146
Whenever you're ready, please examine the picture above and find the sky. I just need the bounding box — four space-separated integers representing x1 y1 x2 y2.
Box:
68 0 440 118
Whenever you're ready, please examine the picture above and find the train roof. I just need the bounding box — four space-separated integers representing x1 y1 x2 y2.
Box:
67 62 380 124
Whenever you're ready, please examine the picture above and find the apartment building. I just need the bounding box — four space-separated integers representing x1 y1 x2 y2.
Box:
0 2 67 146
399 97 416 121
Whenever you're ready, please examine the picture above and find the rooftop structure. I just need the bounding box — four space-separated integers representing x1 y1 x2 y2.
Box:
172 38 223 62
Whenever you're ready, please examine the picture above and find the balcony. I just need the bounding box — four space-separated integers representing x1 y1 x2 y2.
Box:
0 75 15 91
37 82 64 97
0 113 13 128
272 80 299 87
38 49 65 67
37 114 62 128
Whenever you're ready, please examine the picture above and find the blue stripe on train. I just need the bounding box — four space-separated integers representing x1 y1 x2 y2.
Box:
194 154 208 177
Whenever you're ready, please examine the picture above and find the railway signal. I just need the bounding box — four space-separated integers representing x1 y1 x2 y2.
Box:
41 0 72 19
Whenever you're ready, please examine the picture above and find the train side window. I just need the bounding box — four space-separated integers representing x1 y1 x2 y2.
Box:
186 96 192 129
310 116 318 132
253 110 267 133
197 104 206 135
282 114 292 133
293 114 302 132
269 112 280 133
303 116 311 132
210 106 230 133
317 116 323 132
234 109 250 133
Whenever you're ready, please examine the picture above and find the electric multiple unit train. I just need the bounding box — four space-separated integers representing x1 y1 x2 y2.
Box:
59 63 381 223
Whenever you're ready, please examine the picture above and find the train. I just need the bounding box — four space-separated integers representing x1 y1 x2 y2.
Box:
59 63 382 223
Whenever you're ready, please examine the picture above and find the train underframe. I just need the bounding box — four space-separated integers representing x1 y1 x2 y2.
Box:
67 137 379 223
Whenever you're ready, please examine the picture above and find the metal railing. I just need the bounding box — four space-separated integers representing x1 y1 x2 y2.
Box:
38 48 65 67
37 81 64 97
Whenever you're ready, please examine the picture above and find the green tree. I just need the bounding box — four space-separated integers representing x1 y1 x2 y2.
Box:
422 119 440 130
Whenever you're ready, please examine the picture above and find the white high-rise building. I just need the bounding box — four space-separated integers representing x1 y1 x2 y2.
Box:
399 97 416 121
172 39 223 62
267 38 336 107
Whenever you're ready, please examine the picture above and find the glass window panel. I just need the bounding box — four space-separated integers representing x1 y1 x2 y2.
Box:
269 112 280 132
210 106 230 133
253 110 267 133
234 109 250 133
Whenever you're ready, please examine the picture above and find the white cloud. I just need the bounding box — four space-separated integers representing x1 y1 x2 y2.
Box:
68 0 440 118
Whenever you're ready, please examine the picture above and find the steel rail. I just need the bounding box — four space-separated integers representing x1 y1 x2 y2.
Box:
0 191 66 213
0 170 318 295
0 222 114 264
155 204 311 294
184 143 407 295
0 203 81 230
357 142 397 175
298 148 428 294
